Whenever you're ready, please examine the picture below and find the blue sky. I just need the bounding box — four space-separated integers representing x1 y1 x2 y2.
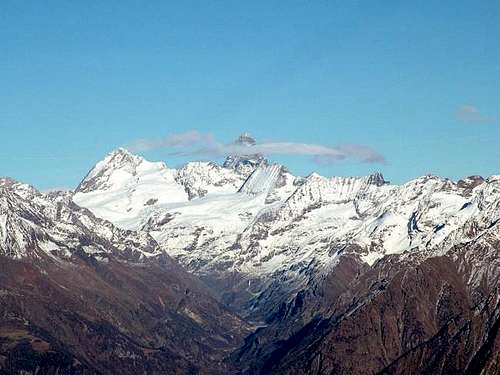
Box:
1 1 499 190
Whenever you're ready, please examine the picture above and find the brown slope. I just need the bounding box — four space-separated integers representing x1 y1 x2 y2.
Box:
233 248 499 375
0 253 251 374
0 180 251 374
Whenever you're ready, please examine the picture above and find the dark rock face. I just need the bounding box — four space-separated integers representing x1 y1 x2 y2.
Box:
457 175 485 194
367 172 389 186
232 255 370 372
232 251 499 375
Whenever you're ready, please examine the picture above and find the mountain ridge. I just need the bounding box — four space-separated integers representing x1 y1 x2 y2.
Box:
70 147 497 284
0 177 251 374
1 138 498 374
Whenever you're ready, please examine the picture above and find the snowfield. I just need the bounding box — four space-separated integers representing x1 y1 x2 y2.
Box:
71 147 500 288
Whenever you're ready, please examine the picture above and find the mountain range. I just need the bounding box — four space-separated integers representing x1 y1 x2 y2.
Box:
1 134 498 374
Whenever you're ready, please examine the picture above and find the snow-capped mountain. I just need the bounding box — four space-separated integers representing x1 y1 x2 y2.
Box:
73 147 256 229
72 135 500 317
1 135 499 374
223 132 267 176
0 177 159 261
0 176 251 374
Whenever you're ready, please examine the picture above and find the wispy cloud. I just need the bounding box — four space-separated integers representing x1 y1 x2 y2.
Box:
128 130 216 152
127 130 385 165
456 105 494 124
